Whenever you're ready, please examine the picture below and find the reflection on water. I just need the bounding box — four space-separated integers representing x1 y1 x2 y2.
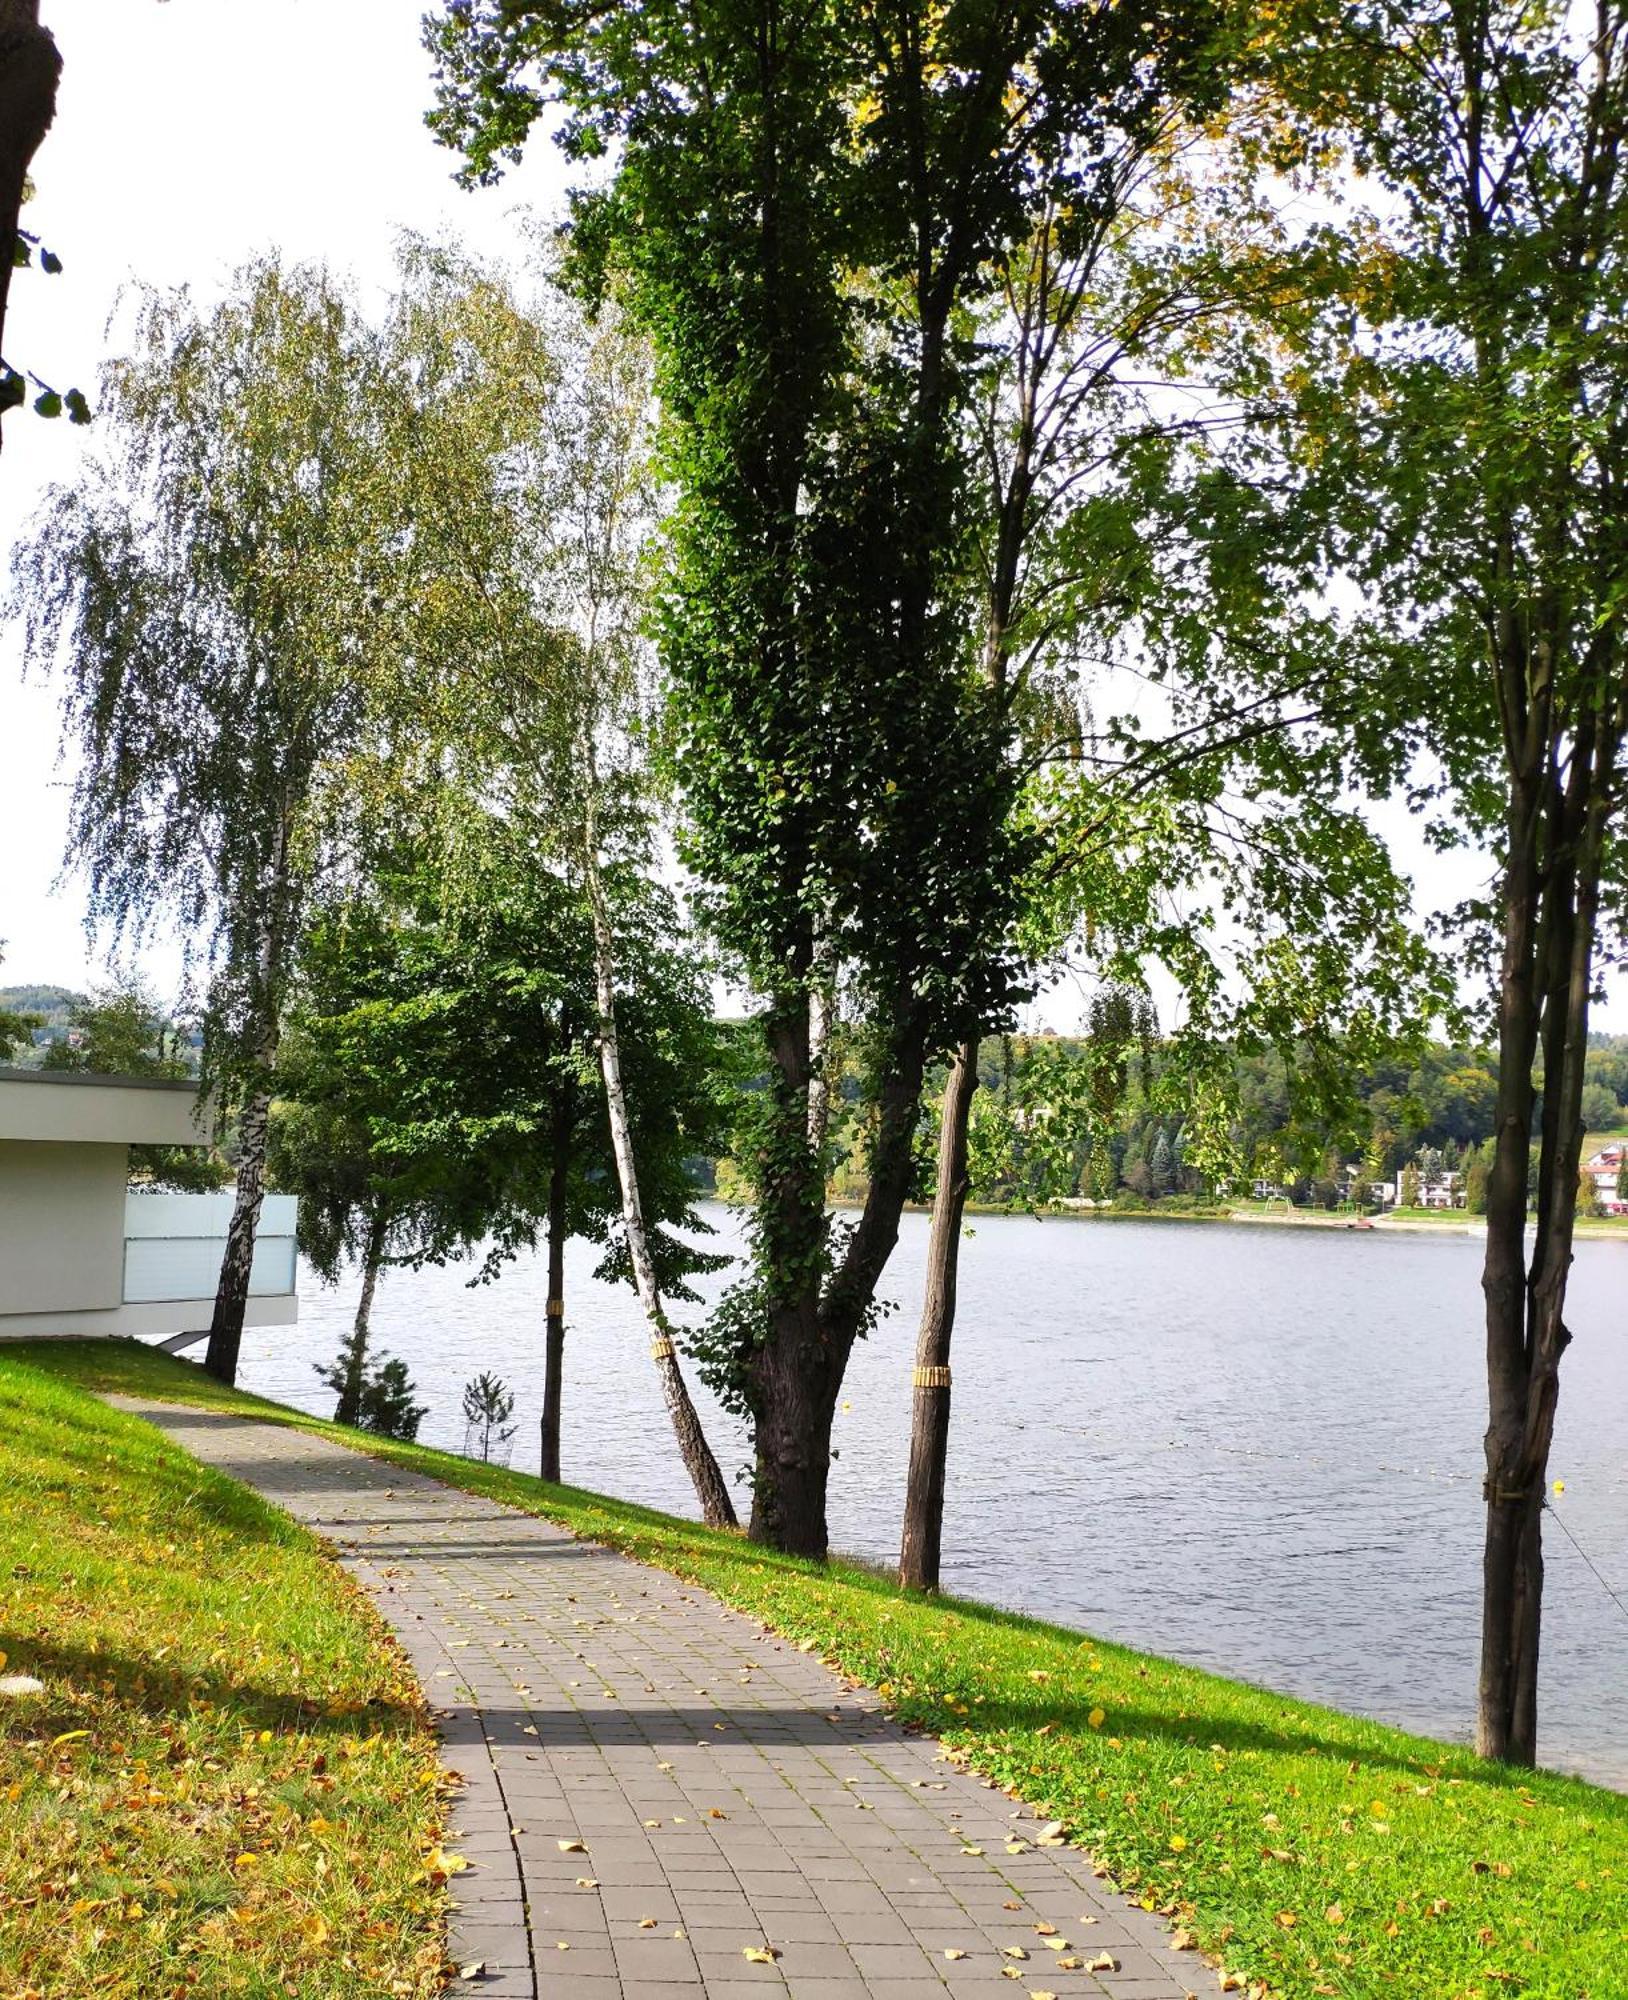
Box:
234 1206 1628 1789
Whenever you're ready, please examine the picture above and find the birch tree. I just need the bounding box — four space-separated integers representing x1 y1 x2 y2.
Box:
12 259 397 1383
382 244 739 1524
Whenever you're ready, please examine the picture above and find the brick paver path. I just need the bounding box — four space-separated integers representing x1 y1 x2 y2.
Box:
115 1401 1211 2000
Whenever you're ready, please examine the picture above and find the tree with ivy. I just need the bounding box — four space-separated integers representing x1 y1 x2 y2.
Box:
427 0 1271 1558
13 259 413 1387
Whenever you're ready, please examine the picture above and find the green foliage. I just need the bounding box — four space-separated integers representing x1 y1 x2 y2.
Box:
460 1371 517 1462
35 978 230 1191
355 1356 425 1444
10 259 410 1112
0 951 43 1061
278 821 730 1302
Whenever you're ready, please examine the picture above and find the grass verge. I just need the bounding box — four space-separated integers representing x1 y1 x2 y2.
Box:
14 1337 1628 2000
0 1354 448 2000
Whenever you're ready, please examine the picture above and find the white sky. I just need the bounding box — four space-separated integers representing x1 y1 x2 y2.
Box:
0 0 1618 1037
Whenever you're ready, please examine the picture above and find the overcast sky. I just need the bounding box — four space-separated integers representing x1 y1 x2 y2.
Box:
1 0 1618 1036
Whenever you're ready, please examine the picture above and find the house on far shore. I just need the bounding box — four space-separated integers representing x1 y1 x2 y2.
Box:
0 1067 297 1344
1584 1141 1626 1214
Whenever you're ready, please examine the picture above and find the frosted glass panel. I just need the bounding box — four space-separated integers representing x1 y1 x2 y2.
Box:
120 1191 297 1304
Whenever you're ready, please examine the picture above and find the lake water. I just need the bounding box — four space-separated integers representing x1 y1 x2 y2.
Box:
233 1206 1628 1790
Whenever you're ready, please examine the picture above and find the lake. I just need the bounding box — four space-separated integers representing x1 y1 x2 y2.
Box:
233 1206 1628 1790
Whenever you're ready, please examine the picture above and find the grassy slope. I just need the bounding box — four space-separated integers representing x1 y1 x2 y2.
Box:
13 1340 1628 2000
0 1355 448 2000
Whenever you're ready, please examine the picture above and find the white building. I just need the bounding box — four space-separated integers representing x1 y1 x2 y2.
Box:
0 1067 297 1341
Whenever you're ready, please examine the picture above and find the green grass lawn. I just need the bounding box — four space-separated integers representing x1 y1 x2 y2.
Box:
12 1338 1628 2000
0 1353 449 2000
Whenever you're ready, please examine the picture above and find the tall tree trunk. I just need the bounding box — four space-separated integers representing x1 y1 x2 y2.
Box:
580 792 737 1529
204 1082 273 1385
899 1037 978 1589
540 1092 571 1484
335 1206 388 1426
0 0 61 425
1477 745 1609 1764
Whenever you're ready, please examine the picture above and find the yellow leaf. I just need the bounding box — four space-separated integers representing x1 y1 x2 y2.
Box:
575 1877 598 1889
961 1845 984 1856
742 1944 781 1963
51 1730 90 1748
558 1838 586 1853
1002 1946 1029 1960
427 1848 469 1876
639 1917 657 1929
1088 1708 1105 1730
1087 1954 1120 1974
944 1948 968 1960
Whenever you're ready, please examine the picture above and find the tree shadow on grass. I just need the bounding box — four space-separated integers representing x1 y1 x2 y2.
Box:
0 1632 428 1743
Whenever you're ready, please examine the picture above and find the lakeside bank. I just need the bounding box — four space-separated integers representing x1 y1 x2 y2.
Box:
6 1339 1626 2000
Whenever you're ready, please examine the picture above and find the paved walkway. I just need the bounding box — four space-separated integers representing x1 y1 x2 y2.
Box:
114 1401 1210 2000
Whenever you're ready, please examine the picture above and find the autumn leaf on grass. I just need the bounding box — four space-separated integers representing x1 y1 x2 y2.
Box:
426 1848 469 1877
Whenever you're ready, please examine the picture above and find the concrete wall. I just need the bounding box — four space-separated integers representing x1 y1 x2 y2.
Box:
0 1068 205 1145
0 1146 299 1341
0 1139 127 1314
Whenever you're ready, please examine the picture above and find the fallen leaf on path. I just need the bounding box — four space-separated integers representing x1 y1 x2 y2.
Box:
557 1839 586 1853
742 1945 780 1963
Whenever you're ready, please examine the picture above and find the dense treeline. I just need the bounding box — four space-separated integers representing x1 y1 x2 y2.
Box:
815 1029 1628 1212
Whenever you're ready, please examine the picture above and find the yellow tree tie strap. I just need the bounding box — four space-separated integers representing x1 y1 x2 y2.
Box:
913 1364 952 1389
650 1338 675 1362
546 1297 564 1316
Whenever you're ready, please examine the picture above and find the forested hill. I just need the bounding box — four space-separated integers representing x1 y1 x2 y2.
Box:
902 1030 1628 1213
0 986 84 1055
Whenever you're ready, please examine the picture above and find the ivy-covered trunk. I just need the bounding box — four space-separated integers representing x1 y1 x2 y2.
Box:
540 1094 570 1485
899 1038 978 1589
748 1007 926 1556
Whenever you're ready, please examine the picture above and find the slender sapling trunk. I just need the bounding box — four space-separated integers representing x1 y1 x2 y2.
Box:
580 784 737 1528
899 1037 978 1589
540 1092 571 1483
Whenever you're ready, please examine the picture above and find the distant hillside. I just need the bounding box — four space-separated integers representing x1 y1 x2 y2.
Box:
0 985 86 1061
